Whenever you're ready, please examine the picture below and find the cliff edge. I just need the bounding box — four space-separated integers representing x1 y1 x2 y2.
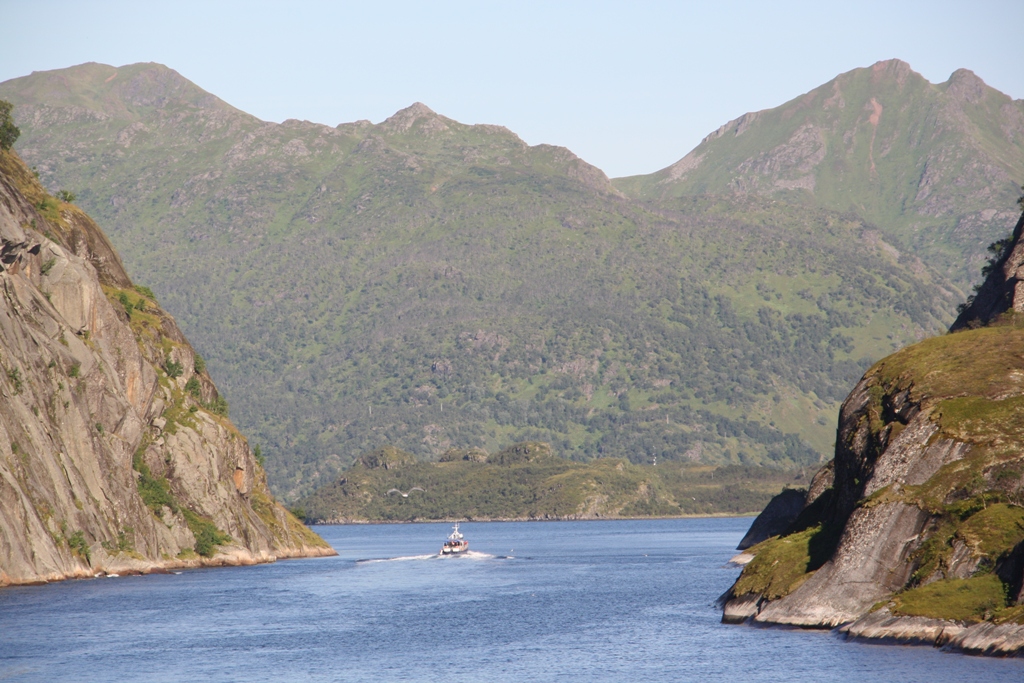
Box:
722 205 1024 657
0 145 334 586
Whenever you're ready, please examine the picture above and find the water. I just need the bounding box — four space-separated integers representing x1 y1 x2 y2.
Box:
1 518 1021 682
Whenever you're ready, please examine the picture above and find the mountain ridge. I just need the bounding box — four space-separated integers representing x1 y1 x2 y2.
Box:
0 61 982 501
614 59 1024 286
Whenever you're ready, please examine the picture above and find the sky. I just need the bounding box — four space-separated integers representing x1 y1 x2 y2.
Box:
1 0 1022 178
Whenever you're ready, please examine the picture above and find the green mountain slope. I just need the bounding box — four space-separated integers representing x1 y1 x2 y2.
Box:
615 59 1024 286
0 63 960 501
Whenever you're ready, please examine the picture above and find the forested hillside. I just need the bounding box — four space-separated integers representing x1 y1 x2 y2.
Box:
0 62 975 501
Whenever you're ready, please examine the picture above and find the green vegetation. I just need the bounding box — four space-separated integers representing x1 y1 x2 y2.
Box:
40 257 55 275
180 509 231 557
202 395 228 417
733 527 818 599
133 452 177 512
957 504 1024 561
164 358 183 379
56 189 76 203
6 367 22 394
249 488 328 549
0 99 18 150
67 530 90 564
891 575 1009 623
101 529 136 555
117 291 134 318
133 451 231 557
854 322 1024 517
299 442 804 522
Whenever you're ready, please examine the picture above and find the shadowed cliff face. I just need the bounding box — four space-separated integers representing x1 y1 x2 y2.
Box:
951 207 1024 330
0 148 333 586
722 207 1024 655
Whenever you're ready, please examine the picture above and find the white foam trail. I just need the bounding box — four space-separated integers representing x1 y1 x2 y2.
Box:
458 550 495 560
356 550 505 564
357 554 438 564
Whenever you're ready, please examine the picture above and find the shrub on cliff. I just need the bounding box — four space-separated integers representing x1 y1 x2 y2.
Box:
0 100 19 151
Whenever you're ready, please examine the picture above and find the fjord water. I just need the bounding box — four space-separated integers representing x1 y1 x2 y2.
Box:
1 519 1021 682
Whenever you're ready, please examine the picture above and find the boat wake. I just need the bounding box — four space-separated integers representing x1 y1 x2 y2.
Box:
356 554 437 564
356 550 509 564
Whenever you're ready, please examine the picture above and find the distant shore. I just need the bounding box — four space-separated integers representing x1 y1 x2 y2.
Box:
310 512 758 525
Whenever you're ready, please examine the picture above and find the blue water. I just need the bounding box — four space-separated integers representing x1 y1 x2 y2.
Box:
1 518 1021 682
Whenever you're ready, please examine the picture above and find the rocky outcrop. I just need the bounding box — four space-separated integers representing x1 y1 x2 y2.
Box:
946 622 1024 656
951 209 1024 330
840 608 965 646
723 208 1024 655
736 488 805 550
0 148 334 586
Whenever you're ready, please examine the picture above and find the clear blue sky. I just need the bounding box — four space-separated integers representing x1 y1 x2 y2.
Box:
2 0 1021 177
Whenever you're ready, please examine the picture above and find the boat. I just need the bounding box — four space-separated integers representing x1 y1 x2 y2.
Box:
440 522 469 555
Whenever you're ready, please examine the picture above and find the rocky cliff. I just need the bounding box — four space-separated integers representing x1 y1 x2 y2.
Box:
0 146 333 586
722 206 1024 656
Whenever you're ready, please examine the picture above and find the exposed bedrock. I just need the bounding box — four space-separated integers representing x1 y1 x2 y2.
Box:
722 215 1024 654
753 502 931 627
736 488 806 550
0 148 334 587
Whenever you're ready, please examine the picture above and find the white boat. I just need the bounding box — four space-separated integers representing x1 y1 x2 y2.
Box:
440 522 468 555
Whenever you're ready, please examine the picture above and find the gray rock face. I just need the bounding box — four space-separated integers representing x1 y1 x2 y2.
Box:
946 622 1024 656
736 488 806 550
841 609 964 646
721 593 764 624
754 502 931 627
0 150 333 586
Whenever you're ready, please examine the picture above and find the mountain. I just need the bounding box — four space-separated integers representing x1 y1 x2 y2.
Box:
616 59 1024 287
0 63 966 501
297 442 802 523
720 206 1024 655
0 140 332 586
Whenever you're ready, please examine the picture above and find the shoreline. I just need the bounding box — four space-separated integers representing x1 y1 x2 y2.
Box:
310 512 760 525
0 545 337 589
724 604 1024 658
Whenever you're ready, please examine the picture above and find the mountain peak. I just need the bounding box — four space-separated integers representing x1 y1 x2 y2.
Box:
866 58 917 88
945 68 988 103
380 102 449 134
0 61 245 120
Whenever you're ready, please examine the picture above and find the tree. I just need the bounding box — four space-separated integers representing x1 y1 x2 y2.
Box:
0 100 19 151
